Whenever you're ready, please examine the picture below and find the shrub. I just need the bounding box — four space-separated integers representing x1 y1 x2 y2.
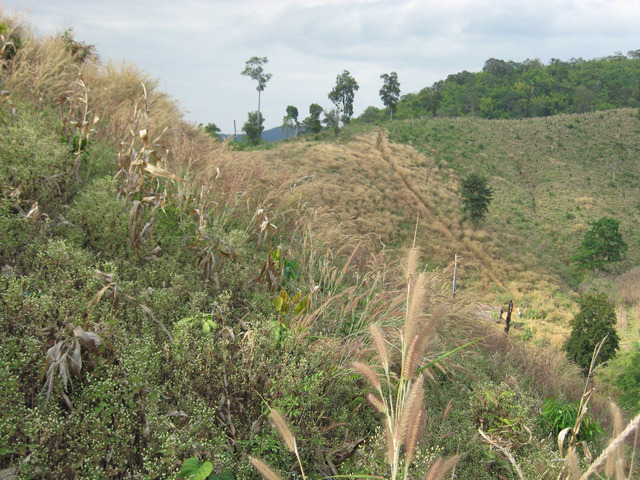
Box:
571 216 628 271
563 293 620 372
538 397 604 442
0 109 72 209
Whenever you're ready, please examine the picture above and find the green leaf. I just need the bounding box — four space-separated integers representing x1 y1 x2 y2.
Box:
209 468 235 480
179 458 213 480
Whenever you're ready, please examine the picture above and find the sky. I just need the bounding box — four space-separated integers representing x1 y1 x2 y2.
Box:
4 0 640 133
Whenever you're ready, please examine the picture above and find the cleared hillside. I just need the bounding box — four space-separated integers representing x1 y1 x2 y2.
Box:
230 109 640 346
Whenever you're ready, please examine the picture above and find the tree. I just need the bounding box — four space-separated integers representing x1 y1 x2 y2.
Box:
572 216 628 271
564 293 620 373
243 111 264 145
328 70 359 126
203 122 220 137
379 72 401 120
303 103 323 134
241 57 272 139
322 109 340 134
460 173 493 224
282 105 299 138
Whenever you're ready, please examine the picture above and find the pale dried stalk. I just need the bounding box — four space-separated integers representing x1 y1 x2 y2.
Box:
579 412 640 480
249 456 285 480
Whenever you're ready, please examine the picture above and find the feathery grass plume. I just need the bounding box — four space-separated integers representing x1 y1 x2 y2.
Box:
370 323 389 372
579 411 640 480
385 421 395 465
249 456 285 480
366 393 387 414
605 403 625 480
353 361 381 391
566 451 580 480
423 455 459 480
399 375 424 443
400 376 426 465
405 246 418 283
269 409 297 453
404 272 427 345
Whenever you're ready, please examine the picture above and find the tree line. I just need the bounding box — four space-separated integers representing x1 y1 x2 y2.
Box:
203 56 402 144
358 51 640 123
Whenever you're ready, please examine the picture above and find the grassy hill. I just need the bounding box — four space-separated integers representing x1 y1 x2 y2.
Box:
1 10 639 480
229 110 640 347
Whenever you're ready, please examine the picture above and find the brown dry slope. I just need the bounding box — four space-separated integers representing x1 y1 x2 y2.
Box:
226 132 572 344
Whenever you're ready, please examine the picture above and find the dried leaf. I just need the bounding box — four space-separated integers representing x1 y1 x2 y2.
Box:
69 339 82 380
73 326 104 355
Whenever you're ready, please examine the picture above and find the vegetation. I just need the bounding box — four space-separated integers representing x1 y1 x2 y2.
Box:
564 293 620 372
328 70 359 126
572 216 628 271
302 103 323 134
1 11 640 480
243 110 265 145
460 173 493 225
241 56 272 138
379 72 400 120
358 53 640 123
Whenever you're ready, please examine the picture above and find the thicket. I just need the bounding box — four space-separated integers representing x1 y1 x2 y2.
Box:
358 53 640 123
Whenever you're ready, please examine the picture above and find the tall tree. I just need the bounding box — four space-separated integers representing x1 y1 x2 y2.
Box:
572 217 628 271
241 57 272 139
328 70 359 126
379 72 401 120
243 111 264 145
303 103 323 134
282 105 299 137
460 173 493 225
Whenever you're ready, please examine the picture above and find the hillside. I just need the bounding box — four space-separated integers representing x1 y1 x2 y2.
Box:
230 110 640 347
1 11 639 480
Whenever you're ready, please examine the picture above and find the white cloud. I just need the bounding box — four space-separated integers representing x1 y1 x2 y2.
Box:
4 0 640 132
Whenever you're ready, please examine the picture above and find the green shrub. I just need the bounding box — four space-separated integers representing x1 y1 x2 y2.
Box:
563 293 620 373
0 109 72 209
538 397 604 442
614 343 640 414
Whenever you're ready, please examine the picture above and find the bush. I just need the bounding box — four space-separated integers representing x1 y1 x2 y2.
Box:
538 397 604 442
563 293 620 372
571 216 628 271
0 109 72 209
614 343 640 414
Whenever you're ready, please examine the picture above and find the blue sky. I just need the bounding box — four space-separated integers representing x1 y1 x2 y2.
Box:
4 0 640 132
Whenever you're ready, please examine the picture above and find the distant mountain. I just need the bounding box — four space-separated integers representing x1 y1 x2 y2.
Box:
219 125 298 143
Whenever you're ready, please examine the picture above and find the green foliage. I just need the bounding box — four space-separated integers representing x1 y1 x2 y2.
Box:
328 70 359 125
471 382 535 452
571 216 628 271
303 103 323 134
0 109 72 209
563 293 620 372
460 173 493 224
538 397 604 442
179 458 235 480
379 72 401 120
362 53 640 121
241 56 272 93
614 343 640 414
243 110 265 145
204 122 221 137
